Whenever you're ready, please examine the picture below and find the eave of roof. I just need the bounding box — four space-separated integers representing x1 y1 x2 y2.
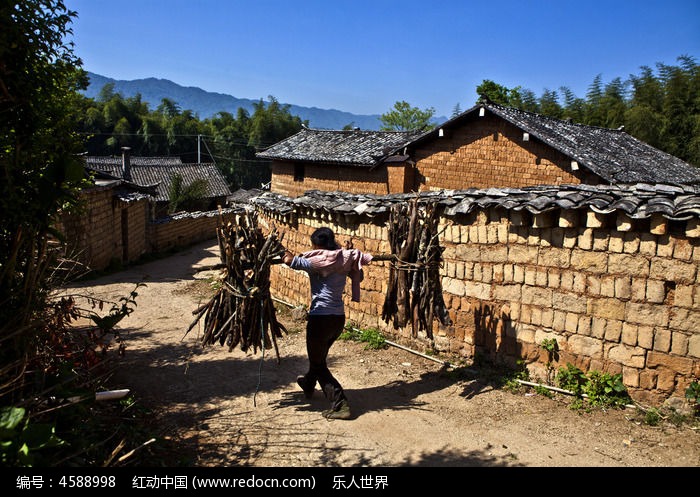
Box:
250 183 700 222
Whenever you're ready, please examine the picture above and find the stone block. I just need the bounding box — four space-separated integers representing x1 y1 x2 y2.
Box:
571 250 608 273
626 302 669 327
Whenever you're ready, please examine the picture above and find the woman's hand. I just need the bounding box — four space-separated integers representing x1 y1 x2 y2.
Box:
283 250 294 265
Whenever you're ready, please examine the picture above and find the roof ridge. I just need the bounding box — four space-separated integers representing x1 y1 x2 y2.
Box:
304 127 418 134
486 102 625 133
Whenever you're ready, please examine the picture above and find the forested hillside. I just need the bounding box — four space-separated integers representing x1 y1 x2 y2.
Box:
84 72 385 131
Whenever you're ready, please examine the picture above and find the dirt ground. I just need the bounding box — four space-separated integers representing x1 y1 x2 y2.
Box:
62 239 700 468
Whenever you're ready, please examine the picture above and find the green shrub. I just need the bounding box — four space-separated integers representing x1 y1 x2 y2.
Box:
340 325 386 350
556 363 631 409
0 407 65 467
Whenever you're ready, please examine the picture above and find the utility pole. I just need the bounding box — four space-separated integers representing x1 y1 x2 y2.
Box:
197 134 201 163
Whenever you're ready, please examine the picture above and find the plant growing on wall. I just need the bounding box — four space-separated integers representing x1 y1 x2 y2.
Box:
539 338 559 385
686 380 700 416
556 363 631 409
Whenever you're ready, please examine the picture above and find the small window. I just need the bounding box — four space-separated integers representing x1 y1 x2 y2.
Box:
294 163 305 182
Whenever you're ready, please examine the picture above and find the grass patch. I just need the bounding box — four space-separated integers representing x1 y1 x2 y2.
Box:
340 325 387 350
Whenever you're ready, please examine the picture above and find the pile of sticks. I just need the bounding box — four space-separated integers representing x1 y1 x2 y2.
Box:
185 211 288 361
381 197 452 338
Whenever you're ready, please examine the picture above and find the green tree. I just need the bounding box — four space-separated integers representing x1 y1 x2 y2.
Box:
98 92 147 153
203 109 255 187
244 96 304 188
539 89 564 119
379 101 436 131
657 56 700 163
167 174 209 213
584 74 605 125
625 66 664 148
518 88 540 113
476 80 511 105
476 80 524 108
559 86 586 123
600 77 629 128
0 1 88 401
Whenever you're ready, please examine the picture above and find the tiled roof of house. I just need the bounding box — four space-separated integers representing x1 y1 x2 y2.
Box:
86 156 184 170
255 127 421 167
85 156 232 202
408 102 700 185
249 183 700 221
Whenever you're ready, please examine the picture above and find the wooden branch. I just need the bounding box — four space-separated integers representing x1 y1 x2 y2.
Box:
185 210 287 362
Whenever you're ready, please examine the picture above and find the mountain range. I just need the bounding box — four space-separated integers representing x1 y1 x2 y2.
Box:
83 72 389 131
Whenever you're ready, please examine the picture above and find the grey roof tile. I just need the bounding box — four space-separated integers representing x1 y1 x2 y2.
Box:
255 128 421 166
85 156 231 202
246 183 700 222
228 188 264 204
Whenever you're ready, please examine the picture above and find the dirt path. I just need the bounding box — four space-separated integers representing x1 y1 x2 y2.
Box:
63 239 700 467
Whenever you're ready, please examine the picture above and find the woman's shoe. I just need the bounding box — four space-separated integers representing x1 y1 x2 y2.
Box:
296 376 315 399
322 400 352 420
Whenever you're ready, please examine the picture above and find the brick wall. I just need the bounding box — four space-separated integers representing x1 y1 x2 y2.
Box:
122 200 148 263
148 210 238 253
271 162 390 197
414 115 601 190
58 187 148 271
261 202 700 406
386 163 414 193
58 185 237 272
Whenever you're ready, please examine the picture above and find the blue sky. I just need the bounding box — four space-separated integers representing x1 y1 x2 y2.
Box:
64 0 700 118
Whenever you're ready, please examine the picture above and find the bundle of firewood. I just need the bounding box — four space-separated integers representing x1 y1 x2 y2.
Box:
186 211 288 361
381 197 452 338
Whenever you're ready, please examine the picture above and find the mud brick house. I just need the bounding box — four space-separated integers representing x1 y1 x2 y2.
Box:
257 101 700 196
257 128 422 197
86 147 232 218
56 148 236 273
58 173 155 273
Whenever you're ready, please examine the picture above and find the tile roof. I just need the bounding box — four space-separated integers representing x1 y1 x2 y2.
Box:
248 183 700 222
255 127 421 167
228 188 264 205
408 102 700 185
85 156 232 202
150 206 244 224
86 156 184 170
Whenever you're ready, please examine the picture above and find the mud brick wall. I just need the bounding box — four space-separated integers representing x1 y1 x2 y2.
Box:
122 199 149 263
259 202 700 406
271 162 389 197
413 114 601 191
57 187 149 271
264 212 393 334
148 210 238 253
58 186 237 272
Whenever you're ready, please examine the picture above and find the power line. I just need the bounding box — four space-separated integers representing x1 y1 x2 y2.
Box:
75 131 280 148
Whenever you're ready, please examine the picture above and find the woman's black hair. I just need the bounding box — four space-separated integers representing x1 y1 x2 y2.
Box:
310 227 339 250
